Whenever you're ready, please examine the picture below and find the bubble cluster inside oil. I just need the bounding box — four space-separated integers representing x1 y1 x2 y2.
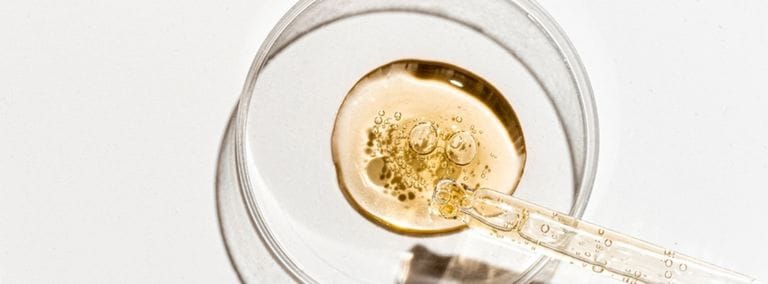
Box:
331 60 526 234
364 114 480 203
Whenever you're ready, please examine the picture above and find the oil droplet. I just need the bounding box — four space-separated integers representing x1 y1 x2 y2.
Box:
598 228 605 235
604 239 613 247
446 131 477 165
455 116 463 123
665 259 673 267
409 122 438 155
374 116 383 124
540 224 550 233
592 265 605 273
585 252 591 257
634 271 642 278
664 271 672 279
679 263 687 271
332 60 528 235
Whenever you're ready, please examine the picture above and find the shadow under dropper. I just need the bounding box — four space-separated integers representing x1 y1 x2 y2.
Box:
400 245 559 284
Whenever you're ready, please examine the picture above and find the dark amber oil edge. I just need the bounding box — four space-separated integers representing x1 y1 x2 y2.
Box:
331 59 527 236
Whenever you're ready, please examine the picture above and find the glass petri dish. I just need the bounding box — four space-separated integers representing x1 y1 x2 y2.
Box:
217 0 599 282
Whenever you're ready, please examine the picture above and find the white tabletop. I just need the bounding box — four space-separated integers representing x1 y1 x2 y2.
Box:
1 0 765 283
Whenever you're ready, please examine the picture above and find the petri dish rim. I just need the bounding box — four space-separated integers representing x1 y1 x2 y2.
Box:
232 0 600 282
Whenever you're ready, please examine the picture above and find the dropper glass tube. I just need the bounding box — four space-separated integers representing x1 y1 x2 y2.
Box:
431 180 762 284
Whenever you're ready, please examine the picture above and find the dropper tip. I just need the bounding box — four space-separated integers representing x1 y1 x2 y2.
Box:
430 179 472 219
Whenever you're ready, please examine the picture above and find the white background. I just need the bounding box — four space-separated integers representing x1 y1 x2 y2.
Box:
1 0 766 283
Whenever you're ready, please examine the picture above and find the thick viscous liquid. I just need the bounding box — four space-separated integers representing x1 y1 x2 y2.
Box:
331 60 526 234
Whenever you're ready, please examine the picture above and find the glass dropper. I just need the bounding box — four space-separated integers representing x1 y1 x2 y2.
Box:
430 180 761 284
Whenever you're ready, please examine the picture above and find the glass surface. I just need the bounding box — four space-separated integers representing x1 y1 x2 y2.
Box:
221 0 599 282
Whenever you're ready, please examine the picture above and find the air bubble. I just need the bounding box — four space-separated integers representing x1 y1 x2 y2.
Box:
665 259 673 267
679 263 687 271
378 110 385 116
604 239 613 247
394 112 402 121
446 131 477 165
409 122 438 155
598 229 605 235
592 265 605 273
664 271 672 279
540 224 550 233
374 117 383 124
455 116 463 123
